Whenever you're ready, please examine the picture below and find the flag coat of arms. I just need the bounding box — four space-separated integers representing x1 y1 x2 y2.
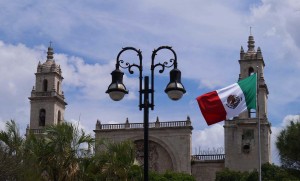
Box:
196 74 257 125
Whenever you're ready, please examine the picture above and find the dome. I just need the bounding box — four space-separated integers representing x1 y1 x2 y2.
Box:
37 46 61 74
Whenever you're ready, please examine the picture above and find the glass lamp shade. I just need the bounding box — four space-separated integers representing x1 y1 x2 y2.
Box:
106 83 128 101
165 68 186 101
165 82 186 100
106 68 128 101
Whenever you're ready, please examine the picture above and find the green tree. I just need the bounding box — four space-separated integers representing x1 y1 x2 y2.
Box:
276 121 300 170
149 170 195 181
216 163 300 181
261 163 299 180
0 120 23 155
25 122 94 181
23 131 49 180
215 168 255 181
89 140 143 181
0 120 24 180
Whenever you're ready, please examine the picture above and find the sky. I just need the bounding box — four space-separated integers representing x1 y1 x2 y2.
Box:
0 0 300 165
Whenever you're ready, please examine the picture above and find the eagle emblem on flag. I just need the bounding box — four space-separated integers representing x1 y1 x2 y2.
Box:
226 95 242 109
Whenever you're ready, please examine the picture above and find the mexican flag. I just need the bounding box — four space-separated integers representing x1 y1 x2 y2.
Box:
196 73 257 125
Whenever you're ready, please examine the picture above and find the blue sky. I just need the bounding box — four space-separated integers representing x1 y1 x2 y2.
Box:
0 0 300 165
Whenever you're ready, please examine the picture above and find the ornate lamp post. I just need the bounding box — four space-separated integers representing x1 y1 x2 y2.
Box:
106 46 186 181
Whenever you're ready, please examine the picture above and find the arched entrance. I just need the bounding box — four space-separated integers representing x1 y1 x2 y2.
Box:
134 140 174 173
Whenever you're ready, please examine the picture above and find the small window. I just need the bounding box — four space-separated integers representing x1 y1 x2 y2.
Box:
242 144 250 154
39 109 46 126
242 129 254 154
43 79 48 92
57 110 61 124
57 81 60 94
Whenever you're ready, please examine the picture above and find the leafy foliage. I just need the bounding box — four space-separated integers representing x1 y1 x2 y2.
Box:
216 163 300 181
261 163 300 180
276 121 300 170
215 168 257 181
87 139 143 181
24 122 94 181
0 120 24 180
149 170 195 181
0 120 144 180
0 120 23 155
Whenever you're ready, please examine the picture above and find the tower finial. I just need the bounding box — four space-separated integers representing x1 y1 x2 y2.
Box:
250 26 252 36
47 42 54 61
247 31 255 53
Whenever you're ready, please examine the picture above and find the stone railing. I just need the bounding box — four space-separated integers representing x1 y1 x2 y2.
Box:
95 116 192 130
31 90 65 100
191 154 225 161
33 91 52 97
26 128 45 135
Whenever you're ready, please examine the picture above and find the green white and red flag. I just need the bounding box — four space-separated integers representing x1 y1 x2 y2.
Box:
196 73 257 125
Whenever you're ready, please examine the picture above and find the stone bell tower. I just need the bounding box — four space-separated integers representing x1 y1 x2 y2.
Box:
28 45 67 133
224 34 271 171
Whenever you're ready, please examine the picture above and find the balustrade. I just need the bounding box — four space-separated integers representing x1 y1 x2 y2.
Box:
31 91 64 99
191 154 225 161
96 120 191 130
26 128 45 135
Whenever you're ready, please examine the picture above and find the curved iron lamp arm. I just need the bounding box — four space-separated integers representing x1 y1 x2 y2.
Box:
150 46 178 110
115 47 144 110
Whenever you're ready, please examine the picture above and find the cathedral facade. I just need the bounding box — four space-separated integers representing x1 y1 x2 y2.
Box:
27 35 271 181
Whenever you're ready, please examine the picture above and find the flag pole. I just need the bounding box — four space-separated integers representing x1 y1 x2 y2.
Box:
256 67 262 181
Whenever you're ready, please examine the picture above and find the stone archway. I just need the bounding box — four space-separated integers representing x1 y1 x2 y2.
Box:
134 139 173 173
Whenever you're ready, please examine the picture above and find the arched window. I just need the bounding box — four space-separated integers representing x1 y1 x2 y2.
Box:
248 67 254 76
43 79 48 92
57 81 60 94
57 110 61 124
39 109 46 126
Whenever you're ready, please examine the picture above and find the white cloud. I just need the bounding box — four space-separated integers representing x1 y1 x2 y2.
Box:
0 121 6 131
192 124 224 154
271 126 281 165
281 115 300 127
0 41 41 128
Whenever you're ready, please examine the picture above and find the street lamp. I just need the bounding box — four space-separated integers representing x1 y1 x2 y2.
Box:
106 46 186 181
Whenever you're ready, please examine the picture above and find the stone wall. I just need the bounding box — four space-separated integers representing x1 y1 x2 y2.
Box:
94 118 193 173
224 118 271 172
191 159 225 181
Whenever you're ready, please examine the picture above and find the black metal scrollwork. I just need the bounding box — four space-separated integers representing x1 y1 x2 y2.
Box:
117 47 143 75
